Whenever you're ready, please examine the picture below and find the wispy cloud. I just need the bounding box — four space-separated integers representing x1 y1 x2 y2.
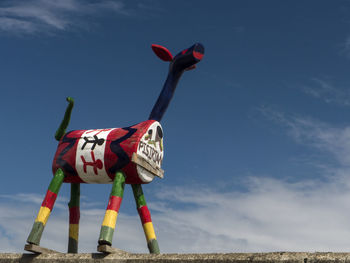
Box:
302 78 350 106
2 170 350 253
0 17 37 34
2 108 350 253
153 176 350 252
0 193 147 253
0 0 126 34
260 106 350 167
4 123 350 254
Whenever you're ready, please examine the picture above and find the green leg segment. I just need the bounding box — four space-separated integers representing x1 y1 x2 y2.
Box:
55 97 74 141
132 184 160 254
27 169 65 245
98 171 125 246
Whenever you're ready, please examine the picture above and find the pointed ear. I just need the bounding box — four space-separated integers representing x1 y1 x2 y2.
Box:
151 44 173 61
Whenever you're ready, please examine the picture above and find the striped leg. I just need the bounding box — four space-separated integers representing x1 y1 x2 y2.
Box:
27 169 65 245
68 183 80 253
132 184 160 254
98 171 125 246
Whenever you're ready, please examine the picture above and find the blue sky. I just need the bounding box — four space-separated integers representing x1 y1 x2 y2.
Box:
1 0 350 253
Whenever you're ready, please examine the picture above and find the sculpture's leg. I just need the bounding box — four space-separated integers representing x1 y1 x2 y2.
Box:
132 184 160 254
68 183 80 253
98 171 125 246
27 169 65 245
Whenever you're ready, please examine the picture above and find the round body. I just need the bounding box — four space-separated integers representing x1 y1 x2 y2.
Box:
52 120 164 184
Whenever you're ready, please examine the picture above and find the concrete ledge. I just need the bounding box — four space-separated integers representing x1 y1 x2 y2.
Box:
1 252 350 263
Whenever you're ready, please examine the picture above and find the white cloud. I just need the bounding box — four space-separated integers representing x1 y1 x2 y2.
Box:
152 175 350 252
0 17 36 34
0 0 126 34
302 78 350 106
260 106 350 167
3 167 350 253
2 110 350 253
0 194 147 253
2 170 350 253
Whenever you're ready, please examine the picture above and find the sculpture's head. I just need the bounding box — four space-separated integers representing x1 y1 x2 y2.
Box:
136 121 164 183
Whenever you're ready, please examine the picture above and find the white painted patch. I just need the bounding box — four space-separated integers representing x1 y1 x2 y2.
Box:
136 122 164 183
75 129 113 184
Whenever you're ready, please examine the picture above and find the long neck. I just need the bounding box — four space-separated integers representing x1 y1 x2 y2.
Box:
148 42 205 122
148 69 183 122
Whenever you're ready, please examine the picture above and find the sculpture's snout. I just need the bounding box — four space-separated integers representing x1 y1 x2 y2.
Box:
171 43 205 72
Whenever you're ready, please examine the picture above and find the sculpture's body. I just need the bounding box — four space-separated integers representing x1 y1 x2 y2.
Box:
25 43 204 254
53 120 163 185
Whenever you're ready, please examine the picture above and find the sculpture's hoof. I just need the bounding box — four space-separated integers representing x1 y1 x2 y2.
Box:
24 243 61 254
97 244 129 254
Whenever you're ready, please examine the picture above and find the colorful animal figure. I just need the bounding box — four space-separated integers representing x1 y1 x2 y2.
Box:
25 43 204 254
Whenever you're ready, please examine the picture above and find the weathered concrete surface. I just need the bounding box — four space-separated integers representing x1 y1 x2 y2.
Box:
1 252 350 263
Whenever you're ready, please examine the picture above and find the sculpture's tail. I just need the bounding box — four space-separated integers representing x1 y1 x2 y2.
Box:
148 43 205 122
55 97 74 141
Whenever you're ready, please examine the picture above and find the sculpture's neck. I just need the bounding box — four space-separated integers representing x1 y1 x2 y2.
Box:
148 69 183 122
148 42 205 122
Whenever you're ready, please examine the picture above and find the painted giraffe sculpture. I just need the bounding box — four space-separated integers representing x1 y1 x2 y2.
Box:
25 43 205 254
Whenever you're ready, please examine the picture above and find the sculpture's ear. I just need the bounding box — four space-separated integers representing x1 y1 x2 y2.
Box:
151 44 173 61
